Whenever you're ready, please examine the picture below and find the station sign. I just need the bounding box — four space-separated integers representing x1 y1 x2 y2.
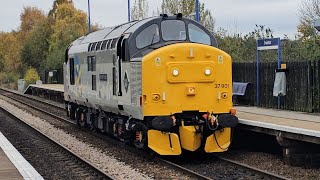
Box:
257 38 279 50
256 37 281 107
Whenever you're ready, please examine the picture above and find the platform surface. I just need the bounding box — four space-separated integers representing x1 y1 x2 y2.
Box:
237 106 320 138
0 132 43 180
0 149 22 180
26 84 64 93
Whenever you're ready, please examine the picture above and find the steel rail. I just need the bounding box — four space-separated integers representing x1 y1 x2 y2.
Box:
0 87 290 180
0 87 64 109
216 156 289 180
0 106 115 180
0 89 213 179
155 157 212 180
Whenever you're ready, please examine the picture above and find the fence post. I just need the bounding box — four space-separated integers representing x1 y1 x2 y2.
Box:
308 61 313 112
318 60 320 112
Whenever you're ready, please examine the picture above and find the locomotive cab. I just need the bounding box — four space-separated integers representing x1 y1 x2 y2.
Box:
127 14 217 59
127 15 238 155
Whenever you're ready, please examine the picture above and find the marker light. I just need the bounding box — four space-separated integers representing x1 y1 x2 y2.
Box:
205 68 211 76
173 69 179 76
230 108 237 115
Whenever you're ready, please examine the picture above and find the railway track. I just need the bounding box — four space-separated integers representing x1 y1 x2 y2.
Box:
163 153 289 180
0 105 114 179
0 87 289 180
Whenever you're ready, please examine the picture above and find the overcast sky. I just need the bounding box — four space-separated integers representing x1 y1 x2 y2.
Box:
0 0 304 39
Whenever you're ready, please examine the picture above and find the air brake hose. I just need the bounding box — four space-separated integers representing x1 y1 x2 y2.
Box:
206 114 235 151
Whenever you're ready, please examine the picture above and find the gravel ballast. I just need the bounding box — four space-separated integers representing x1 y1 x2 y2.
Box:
218 151 320 180
1 92 320 180
0 94 196 179
0 98 151 179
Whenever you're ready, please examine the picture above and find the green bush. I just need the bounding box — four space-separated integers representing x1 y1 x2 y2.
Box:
24 67 40 85
0 72 19 89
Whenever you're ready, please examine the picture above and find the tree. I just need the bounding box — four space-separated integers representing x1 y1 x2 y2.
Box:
19 7 46 41
48 0 73 18
0 32 22 88
161 0 215 32
21 18 52 72
131 0 149 21
0 54 4 72
0 32 22 72
44 2 87 70
249 24 273 39
297 0 320 61
215 25 275 62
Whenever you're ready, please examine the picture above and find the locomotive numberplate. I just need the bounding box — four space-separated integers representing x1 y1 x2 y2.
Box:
214 84 230 88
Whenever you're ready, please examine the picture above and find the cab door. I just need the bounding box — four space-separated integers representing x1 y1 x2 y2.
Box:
116 35 125 96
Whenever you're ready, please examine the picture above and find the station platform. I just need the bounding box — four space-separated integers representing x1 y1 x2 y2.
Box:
236 106 320 144
11 83 320 143
23 84 64 103
24 84 64 94
0 132 43 179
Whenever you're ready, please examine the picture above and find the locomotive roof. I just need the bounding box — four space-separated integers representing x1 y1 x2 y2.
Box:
68 15 217 56
72 17 158 46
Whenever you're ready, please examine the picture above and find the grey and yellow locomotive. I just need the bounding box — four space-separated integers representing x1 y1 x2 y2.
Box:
64 14 238 155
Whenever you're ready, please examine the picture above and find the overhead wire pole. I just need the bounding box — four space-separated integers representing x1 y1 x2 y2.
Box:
128 0 131 21
88 0 91 33
195 0 200 22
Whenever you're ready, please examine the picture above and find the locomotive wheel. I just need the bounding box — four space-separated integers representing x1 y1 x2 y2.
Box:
66 105 71 117
66 109 69 117
78 111 86 127
69 106 75 120
100 118 106 133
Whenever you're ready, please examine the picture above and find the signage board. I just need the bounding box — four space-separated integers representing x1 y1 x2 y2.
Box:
256 37 281 107
257 38 279 50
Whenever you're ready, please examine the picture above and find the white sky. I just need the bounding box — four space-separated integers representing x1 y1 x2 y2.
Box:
0 0 304 39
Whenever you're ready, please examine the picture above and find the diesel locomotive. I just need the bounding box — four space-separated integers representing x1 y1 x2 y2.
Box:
64 14 238 155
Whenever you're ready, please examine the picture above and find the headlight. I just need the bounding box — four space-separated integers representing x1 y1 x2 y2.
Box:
173 69 179 76
205 68 211 76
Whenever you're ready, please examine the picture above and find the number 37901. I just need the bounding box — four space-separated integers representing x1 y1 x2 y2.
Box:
214 84 230 88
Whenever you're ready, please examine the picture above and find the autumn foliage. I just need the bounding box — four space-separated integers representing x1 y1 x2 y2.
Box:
24 67 40 86
0 0 319 89
0 0 88 89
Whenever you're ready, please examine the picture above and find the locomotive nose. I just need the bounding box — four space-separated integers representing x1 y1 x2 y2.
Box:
142 43 235 155
142 43 233 116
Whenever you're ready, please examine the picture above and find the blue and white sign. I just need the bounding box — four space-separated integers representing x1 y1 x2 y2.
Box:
257 38 279 50
256 37 281 107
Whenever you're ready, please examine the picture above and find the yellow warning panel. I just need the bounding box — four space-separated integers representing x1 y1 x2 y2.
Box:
179 125 201 151
281 63 287 69
204 128 231 153
148 130 182 155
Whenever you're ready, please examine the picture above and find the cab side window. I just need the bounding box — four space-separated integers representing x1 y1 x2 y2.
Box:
136 24 160 49
188 24 211 45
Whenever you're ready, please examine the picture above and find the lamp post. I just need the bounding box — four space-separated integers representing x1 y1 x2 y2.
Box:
195 0 199 22
128 0 131 22
88 0 91 33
